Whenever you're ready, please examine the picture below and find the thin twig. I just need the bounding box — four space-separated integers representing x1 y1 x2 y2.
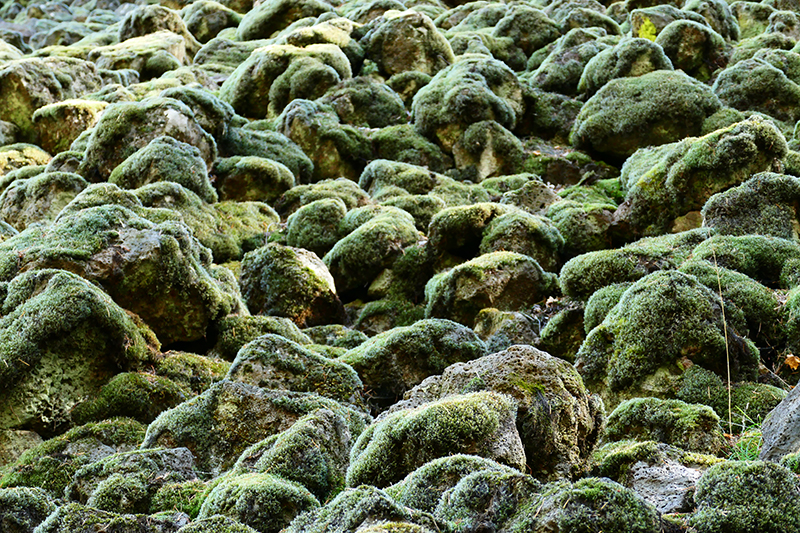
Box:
712 247 733 435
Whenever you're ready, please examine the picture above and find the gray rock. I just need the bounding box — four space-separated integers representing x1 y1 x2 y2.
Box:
629 459 702 514
760 382 800 462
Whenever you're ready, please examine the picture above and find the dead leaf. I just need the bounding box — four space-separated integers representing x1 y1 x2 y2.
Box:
785 354 800 370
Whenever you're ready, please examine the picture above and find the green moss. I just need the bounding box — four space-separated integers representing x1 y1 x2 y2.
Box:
347 391 522 488
178 515 261 532
479 210 564 272
286 198 347 257
690 461 800 532
604 397 727 455
578 37 673 96
0 171 87 231
538 307 585 363
584 282 632 333
320 76 408 128
274 178 370 218
690 234 800 287
0 418 146 497
71 372 188 425
713 58 800 123
0 486 56 532
209 315 312 361
427 202 517 258
236 0 334 40
340 318 486 400
150 479 207 518
358 159 441 199
370 124 453 173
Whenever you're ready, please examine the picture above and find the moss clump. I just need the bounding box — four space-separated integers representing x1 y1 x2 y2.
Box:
150 479 207 518
177 515 260 533
286 198 347 257
212 156 295 204
713 58 800 123
209 315 312 361
479 210 564 272
584 282 632 332
412 55 524 152
358 159 442 199
347 391 524 488
676 365 787 429
690 461 800 532
576 270 760 409
218 127 313 185
617 117 787 237
320 76 408 128
236 0 334 40
604 397 727 455
274 177 370 218
0 418 146 498
227 334 363 406
340 318 486 400
232 408 351 502
240 243 346 327
155 351 230 396
690 234 800 287
0 486 56 533
570 70 721 162
141 380 369 476
71 372 188 425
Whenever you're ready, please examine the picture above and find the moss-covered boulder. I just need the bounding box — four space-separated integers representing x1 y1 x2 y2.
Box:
479 210 564 272
236 0 335 40
141 380 369 475
286 198 347 257
232 408 351 502
274 177 370 218
0 486 56 533
0 146 51 178
156 351 230 396
383 345 604 481
655 20 727 82
323 206 419 294
451 120 525 182
65 447 198 514
339 318 486 401
364 9 454 77
285 485 440 533
578 37 673 96
576 270 760 410
220 44 351 120
570 70 722 162
78 97 216 184
0 269 157 433
227 334 362 405
425 251 558 327
209 315 312 361
319 76 408 129
0 418 146 498
412 55 524 152
616 117 787 237
604 397 726 455
0 171 87 231
32 502 191 533
713 57 800 123
108 136 217 203
689 461 800 532
427 202 517 258
240 243 346 327
177 516 259 533
347 391 525 488
275 99 372 183
196 472 319 533
119 4 201 57
87 31 190 81
370 124 454 173
181 0 243 43
212 156 295 203
31 99 108 155
0 205 239 345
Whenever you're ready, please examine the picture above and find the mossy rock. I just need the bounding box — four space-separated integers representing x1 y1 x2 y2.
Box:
713 57 800 123
285 485 440 533
508 477 660 533
209 315 312 361
576 270 760 410
181 1 243 44
383 345 604 481
479 210 564 272
425 251 558 327
386 454 518 514
578 36 673 96
271 17 364 75
302 324 368 349
0 171 87 231
156 351 230 396
87 31 189 80
604 397 727 455
31 501 191 533
0 486 56 533
559 228 710 300
570 70 721 162
31 99 108 155
616 117 787 238
0 269 156 433
339 318 486 401
0 204 240 345
323 206 419 295
236 0 335 40
177 515 260 533
689 461 800 533
286 198 347 257
119 3 201 56
381 195 446 231
472 308 541 354
319 76 408 128
0 418 146 498
584 284 632 335
274 178 371 218
0 145 51 178
364 9 454 77
218 127 313 184
359 159 443 199
78 97 216 184
451 120 525 182
275 99 372 183
108 136 217 203
232 408 351 502
347 391 525 488
141 380 370 475
241 243 345 327
412 55 524 153
655 20 727 82
227 334 362 405
212 156 295 203
370 124 454 173
66 447 198 514
219 44 351 120
427 202 517 258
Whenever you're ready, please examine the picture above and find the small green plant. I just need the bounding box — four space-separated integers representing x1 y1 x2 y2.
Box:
727 409 764 461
